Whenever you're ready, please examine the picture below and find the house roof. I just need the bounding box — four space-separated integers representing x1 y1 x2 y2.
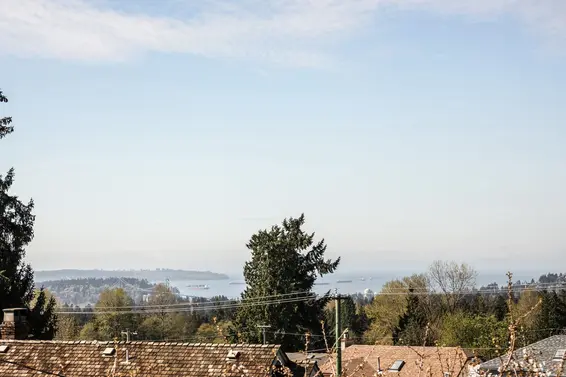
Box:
0 340 282 377
319 345 472 377
286 353 328 377
479 335 566 377
286 352 329 365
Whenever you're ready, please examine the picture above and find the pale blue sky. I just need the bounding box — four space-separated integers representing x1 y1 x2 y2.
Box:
1 0 565 274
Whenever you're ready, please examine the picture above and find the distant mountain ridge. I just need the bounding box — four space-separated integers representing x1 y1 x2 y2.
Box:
35 269 230 282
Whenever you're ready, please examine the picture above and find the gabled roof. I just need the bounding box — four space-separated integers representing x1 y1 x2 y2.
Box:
479 335 566 377
319 345 472 377
0 340 282 377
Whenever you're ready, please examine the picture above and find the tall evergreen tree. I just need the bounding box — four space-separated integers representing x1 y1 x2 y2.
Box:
233 214 340 351
492 294 509 322
392 289 430 346
325 296 367 340
559 289 566 330
0 89 57 338
29 288 58 339
534 291 563 339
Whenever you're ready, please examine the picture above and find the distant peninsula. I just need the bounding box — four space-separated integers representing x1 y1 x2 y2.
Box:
35 269 230 282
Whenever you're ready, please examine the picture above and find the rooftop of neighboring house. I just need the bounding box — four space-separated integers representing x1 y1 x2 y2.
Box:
479 335 566 377
286 352 330 365
0 340 288 377
286 352 329 377
319 345 473 377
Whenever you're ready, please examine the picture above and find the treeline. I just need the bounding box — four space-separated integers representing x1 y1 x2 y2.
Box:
55 264 566 359
340 262 566 359
39 277 175 307
56 285 239 342
41 277 154 290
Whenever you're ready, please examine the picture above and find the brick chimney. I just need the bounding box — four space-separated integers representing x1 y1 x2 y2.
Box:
1 308 29 340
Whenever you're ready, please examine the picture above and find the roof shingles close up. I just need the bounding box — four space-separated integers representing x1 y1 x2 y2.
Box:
479 335 566 377
0 340 281 377
319 345 471 377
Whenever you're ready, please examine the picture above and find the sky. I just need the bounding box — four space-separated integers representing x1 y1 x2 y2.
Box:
0 0 565 276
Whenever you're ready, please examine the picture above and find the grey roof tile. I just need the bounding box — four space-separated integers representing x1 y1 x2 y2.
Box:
480 335 566 376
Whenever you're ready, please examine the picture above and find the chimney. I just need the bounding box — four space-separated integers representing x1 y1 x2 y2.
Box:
1 308 29 340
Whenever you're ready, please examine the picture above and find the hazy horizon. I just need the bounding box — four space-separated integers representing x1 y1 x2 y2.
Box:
31 258 559 280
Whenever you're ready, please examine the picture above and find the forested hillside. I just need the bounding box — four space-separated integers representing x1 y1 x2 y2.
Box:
39 277 180 306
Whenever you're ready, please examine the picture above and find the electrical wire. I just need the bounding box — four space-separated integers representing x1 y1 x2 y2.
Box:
56 292 317 313
81 290 316 310
55 284 566 314
55 294 317 315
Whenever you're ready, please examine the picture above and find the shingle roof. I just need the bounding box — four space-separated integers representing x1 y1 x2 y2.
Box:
286 353 327 377
286 352 329 365
319 345 472 377
480 335 566 377
0 340 282 377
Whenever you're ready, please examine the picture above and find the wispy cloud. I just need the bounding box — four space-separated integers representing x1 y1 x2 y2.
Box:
0 0 565 67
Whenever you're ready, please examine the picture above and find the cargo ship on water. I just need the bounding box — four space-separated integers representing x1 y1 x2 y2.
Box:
186 284 210 290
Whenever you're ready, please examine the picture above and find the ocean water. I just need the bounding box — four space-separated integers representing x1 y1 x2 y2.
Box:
166 271 537 299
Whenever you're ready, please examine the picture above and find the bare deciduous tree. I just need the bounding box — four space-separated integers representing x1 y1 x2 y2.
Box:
428 260 478 313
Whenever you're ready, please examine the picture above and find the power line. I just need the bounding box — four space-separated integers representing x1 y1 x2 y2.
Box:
56 284 565 314
55 295 317 315
56 293 317 314
69 290 315 311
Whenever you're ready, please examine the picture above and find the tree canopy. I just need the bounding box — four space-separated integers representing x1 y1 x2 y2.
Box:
137 284 202 341
94 288 136 340
364 274 429 344
233 214 340 350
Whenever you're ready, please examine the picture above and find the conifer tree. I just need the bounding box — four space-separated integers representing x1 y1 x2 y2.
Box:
233 214 340 350
392 289 430 346
535 291 563 339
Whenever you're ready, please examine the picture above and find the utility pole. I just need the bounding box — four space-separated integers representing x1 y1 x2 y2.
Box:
121 329 138 343
335 289 342 377
257 324 271 345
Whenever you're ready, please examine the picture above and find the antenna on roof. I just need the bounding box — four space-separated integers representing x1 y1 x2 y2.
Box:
257 324 271 345
121 329 138 343
120 329 138 365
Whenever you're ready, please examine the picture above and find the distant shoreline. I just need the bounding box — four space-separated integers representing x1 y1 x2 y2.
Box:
35 269 230 282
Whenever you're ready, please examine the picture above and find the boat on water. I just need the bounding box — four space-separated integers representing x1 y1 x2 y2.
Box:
314 282 330 286
229 281 246 285
336 280 353 284
186 284 210 290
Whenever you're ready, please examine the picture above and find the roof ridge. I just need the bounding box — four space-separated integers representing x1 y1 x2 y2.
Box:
0 339 281 348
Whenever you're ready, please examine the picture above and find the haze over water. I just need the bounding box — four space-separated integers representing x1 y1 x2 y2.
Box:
170 271 540 299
